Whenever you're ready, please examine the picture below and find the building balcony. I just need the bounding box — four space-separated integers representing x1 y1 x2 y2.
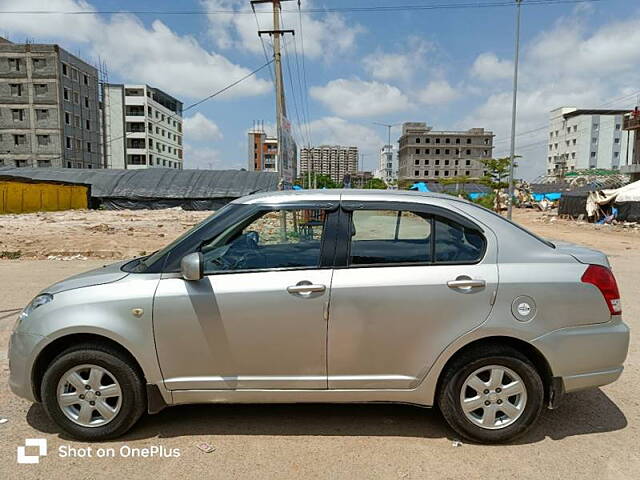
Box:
623 114 640 131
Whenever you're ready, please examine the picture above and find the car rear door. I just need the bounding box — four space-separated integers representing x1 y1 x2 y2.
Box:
327 200 498 389
153 204 339 390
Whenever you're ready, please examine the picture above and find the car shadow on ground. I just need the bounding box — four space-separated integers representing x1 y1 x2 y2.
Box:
26 388 626 445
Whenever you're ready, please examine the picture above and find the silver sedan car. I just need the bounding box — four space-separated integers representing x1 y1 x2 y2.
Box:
9 190 629 443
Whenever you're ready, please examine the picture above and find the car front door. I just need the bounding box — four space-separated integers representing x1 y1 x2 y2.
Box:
153 206 336 390
328 201 498 389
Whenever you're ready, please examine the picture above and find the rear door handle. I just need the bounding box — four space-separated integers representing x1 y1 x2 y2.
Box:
447 279 486 289
287 283 326 294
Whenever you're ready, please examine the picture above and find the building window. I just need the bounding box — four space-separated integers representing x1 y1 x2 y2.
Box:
465 170 470 176
591 152 596 158
12 109 25 121
87 142 92 152
34 84 48 96
435 159 440 166
434 170 439 176
466 149 471 155
614 138 620 144
415 137 421 144
86 119 90 130
37 159 51 167
62 63 68 76
8 58 21 71
10 83 23 97
73 92 80 104
444 160 450 166
13 134 27 145
75 138 81 150
435 149 440 155
64 112 71 125
444 170 449 177
84 96 89 108
83 74 89 85
414 170 420 177
37 135 51 146
466 160 471 166
445 138 450 144
71 68 78 81
445 149 450 155
74 115 80 127
416 148 420 154
614 151 619 158
148 122 153 132
66 136 72 149
147 106 152 116
455 138 460 144
63 88 70 100
435 138 441 144
615 124 621 130
425 149 430 154
36 109 49 121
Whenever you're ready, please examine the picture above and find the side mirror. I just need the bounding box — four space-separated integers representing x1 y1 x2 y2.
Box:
181 252 204 281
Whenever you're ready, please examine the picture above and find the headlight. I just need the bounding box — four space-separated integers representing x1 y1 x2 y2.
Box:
16 294 53 329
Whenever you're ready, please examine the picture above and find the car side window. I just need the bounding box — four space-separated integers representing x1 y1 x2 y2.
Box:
350 210 432 265
434 217 485 263
200 209 326 273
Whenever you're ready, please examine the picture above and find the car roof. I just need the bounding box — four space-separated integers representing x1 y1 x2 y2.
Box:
233 188 462 205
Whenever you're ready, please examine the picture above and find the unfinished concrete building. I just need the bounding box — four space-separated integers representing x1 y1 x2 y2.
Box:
0 37 101 169
299 146 358 184
397 122 494 182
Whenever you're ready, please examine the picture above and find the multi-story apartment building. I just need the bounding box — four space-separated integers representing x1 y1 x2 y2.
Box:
248 126 278 172
299 145 358 184
374 144 397 186
103 84 183 169
398 122 493 181
621 108 640 182
0 37 101 168
547 107 632 175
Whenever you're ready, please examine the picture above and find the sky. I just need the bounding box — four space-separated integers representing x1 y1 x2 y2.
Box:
1 0 639 180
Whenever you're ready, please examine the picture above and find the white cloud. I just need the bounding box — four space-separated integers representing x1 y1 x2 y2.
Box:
1 0 271 100
310 78 411 118
184 144 238 170
470 53 513 82
184 113 223 142
201 0 363 60
417 80 460 105
362 39 433 82
463 13 640 181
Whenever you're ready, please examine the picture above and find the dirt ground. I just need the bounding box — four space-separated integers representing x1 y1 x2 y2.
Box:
0 208 639 479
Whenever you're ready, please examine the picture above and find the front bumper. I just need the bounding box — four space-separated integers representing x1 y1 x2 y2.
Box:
8 331 44 403
532 317 630 393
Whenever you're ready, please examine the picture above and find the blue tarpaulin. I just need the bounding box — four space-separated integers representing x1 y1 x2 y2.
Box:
532 192 562 202
469 192 487 200
410 182 430 192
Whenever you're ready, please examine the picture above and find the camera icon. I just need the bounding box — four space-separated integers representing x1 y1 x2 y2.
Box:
17 438 48 464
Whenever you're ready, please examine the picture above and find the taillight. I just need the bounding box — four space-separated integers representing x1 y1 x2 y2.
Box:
581 264 622 315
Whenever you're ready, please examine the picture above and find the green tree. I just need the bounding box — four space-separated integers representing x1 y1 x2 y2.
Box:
478 156 518 212
363 178 388 190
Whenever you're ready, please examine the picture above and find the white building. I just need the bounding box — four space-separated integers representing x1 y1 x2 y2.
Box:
299 146 358 184
547 107 633 175
102 84 183 169
374 144 397 186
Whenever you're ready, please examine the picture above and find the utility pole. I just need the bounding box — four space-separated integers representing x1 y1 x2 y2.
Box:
252 0 295 184
507 0 522 220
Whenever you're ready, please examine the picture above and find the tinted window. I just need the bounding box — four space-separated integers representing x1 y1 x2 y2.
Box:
201 209 326 273
350 210 432 265
434 217 485 263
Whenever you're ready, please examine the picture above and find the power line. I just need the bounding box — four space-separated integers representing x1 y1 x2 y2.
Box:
294 0 313 148
0 0 609 16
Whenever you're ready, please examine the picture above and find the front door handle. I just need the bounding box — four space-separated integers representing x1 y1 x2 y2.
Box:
287 283 326 295
447 279 486 289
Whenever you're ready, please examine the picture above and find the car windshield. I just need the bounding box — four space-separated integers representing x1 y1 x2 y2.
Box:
123 203 238 273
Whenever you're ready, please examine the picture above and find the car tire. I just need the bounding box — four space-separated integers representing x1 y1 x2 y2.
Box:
41 343 146 441
437 345 544 444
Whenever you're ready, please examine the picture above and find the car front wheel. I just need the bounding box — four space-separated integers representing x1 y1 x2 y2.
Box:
41 343 146 441
437 345 544 443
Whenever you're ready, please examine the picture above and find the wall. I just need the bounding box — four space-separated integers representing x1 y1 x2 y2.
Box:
0 180 88 213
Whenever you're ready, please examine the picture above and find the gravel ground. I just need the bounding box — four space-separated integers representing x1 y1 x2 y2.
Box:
0 209 638 479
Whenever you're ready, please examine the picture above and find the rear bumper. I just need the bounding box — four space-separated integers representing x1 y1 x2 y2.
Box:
532 317 629 393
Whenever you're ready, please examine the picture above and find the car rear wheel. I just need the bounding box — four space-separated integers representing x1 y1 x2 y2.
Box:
41 344 146 441
437 345 544 443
